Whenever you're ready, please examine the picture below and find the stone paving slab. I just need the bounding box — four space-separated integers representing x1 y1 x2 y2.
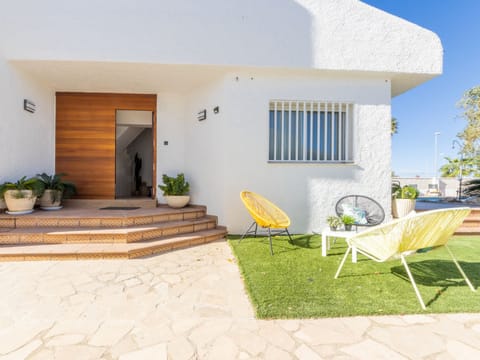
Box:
0 240 479 359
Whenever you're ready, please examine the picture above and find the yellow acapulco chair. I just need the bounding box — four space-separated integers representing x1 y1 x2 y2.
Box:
239 190 293 255
334 207 476 309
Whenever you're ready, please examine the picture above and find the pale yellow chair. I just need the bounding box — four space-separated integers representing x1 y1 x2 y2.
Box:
239 190 293 255
335 207 476 309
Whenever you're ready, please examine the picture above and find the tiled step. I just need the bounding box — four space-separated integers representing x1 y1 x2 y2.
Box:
417 208 480 235
0 216 218 244
63 198 157 209
454 225 480 235
455 229 480 235
455 209 480 235
0 227 227 261
0 205 206 229
458 221 480 228
0 204 228 261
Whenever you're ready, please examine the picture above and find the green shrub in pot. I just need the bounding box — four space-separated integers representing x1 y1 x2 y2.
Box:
0 176 44 213
37 173 77 208
158 173 190 208
392 185 419 218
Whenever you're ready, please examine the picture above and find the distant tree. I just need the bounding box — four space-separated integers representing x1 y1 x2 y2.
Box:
440 157 478 177
391 117 398 135
457 86 480 157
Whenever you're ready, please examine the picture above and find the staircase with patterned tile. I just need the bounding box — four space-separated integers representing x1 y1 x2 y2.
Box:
455 208 480 235
0 205 227 261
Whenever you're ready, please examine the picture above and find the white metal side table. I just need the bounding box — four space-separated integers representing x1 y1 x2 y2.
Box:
316 228 358 263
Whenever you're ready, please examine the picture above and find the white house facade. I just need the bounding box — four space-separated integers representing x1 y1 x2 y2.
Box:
0 0 442 233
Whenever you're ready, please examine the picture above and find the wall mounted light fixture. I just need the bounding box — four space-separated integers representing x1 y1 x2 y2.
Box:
197 109 207 121
24 99 36 113
213 106 219 114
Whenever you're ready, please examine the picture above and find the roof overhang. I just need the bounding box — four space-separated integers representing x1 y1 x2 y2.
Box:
10 59 437 97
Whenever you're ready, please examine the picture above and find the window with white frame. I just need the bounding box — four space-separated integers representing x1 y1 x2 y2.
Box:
268 100 354 163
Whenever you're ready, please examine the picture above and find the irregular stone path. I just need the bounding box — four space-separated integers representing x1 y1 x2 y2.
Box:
0 240 479 359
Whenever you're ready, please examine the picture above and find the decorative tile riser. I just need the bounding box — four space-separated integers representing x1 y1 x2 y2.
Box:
458 221 480 227
454 228 480 235
455 215 480 235
129 233 226 259
0 232 227 262
0 218 218 245
0 210 206 229
63 199 158 209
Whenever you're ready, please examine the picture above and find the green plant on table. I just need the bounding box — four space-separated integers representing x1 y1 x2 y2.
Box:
341 214 356 225
326 215 342 230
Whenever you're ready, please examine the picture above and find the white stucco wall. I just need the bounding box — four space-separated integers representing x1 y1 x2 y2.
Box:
0 0 441 79
171 71 392 233
156 94 187 201
0 0 440 233
182 80 229 219
0 56 55 182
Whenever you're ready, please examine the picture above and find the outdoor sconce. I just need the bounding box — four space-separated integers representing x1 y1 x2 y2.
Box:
197 109 207 121
213 106 219 114
24 99 36 113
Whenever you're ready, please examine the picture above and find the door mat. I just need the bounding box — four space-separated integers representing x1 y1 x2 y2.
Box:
99 206 141 210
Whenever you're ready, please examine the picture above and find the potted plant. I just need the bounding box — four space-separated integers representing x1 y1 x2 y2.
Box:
326 215 342 231
158 173 190 208
0 176 44 214
392 184 419 218
37 173 77 209
341 214 356 231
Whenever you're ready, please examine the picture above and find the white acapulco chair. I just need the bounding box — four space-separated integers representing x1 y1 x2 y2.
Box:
334 207 476 310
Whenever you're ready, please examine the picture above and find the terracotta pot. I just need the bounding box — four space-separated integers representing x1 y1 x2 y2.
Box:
165 195 190 208
392 199 416 218
4 190 37 212
39 189 62 208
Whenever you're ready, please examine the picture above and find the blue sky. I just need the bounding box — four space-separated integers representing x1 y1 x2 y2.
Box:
362 0 479 177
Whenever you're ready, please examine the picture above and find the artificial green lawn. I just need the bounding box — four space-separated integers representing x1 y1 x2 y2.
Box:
228 234 480 318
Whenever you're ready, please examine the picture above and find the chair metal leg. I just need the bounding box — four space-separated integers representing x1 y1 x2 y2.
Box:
268 227 274 255
401 255 426 310
239 222 256 243
334 246 351 279
285 228 293 244
240 223 293 255
445 245 476 292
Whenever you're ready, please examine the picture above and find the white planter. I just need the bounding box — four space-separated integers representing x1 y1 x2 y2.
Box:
392 199 416 218
39 190 62 208
165 195 190 208
4 190 37 212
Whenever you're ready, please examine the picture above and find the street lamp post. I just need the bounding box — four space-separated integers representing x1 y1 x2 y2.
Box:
433 132 441 187
452 140 464 200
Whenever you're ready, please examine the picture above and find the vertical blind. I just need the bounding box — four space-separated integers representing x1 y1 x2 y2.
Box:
268 101 353 162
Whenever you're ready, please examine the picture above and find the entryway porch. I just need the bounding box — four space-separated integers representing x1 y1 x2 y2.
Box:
0 201 227 261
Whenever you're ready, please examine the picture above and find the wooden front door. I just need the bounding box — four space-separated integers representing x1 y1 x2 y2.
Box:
55 93 157 199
